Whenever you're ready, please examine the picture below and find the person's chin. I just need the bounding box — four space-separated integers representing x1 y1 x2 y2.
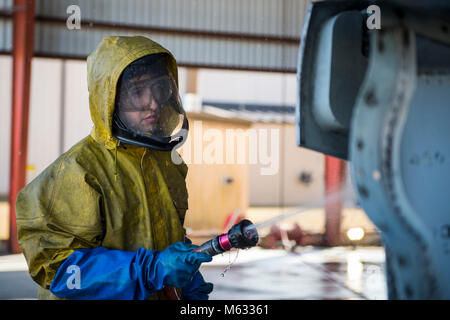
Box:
138 124 155 133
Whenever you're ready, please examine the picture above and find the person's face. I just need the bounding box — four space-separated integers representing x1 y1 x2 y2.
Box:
117 74 161 133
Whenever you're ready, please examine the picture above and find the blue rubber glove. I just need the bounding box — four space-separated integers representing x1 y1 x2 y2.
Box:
150 242 212 289
181 236 213 299
182 271 214 300
49 242 212 300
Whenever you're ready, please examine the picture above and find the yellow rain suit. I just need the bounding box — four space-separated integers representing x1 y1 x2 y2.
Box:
15 36 188 300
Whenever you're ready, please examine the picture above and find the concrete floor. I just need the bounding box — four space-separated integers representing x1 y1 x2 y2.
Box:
201 246 386 300
0 245 386 300
0 253 38 299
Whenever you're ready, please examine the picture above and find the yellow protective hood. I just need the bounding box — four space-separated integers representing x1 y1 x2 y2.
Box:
87 36 179 149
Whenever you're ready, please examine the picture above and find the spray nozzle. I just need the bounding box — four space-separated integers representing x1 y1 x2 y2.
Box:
228 219 259 249
194 219 259 256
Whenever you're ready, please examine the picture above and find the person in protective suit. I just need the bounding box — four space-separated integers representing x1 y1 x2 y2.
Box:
15 36 213 300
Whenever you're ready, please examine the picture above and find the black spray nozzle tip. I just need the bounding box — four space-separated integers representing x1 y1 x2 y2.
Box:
228 219 259 249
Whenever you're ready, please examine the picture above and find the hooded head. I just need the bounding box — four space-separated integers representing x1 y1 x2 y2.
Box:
87 36 182 150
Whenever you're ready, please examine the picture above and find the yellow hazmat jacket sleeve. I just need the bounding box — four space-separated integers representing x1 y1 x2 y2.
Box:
16 150 104 289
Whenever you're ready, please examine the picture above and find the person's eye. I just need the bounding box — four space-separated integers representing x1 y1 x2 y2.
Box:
152 83 171 100
152 82 162 90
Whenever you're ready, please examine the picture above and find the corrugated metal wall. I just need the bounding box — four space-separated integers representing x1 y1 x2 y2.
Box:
0 0 311 72
36 0 307 37
0 0 12 52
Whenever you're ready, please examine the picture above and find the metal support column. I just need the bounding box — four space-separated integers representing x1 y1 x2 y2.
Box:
9 0 35 253
324 156 346 246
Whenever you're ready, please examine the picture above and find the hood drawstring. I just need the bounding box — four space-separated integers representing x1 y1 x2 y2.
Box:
114 141 120 181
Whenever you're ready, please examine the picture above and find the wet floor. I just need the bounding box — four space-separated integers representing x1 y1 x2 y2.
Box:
0 253 38 299
200 246 387 300
0 246 386 300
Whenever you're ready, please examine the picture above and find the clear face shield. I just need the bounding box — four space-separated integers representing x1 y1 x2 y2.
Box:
112 54 188 151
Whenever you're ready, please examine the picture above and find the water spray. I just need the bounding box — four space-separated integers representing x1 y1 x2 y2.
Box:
254 186 354 230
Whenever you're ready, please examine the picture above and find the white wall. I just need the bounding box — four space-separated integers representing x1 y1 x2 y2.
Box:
249 123 325 206
63 60 92 152
0 55 12 195
0 57 93 191
197 68 297 106
26 58 62 183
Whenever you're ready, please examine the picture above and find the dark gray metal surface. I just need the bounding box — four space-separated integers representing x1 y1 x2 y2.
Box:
296 1 370 160
349 24 450 299
297 0 450 299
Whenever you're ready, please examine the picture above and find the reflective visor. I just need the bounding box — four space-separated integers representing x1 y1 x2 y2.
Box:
113 54 188 150
119 75 174 112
